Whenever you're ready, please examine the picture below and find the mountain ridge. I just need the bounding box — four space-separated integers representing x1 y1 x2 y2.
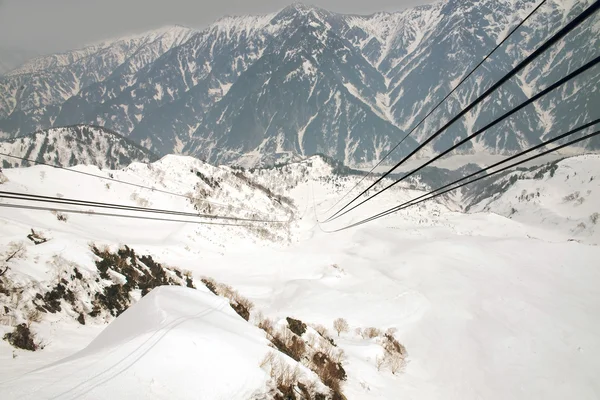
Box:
0 0 598 167
0 125 158 169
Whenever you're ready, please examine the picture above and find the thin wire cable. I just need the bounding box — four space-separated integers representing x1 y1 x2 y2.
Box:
0 152 279 219
325 0 600 221
327 53 600 222
324 127 600 232
323 0 549 215
0 203 266 228
0 191 287 223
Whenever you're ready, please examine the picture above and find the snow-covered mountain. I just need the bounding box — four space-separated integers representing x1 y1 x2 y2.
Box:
0 1 598 167
0 125 158 170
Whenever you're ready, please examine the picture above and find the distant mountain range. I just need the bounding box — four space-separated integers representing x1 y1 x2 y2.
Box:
0 0 598 167
0 125 157 169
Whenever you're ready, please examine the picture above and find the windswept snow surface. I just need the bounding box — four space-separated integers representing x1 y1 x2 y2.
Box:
1 155 599 399
0 287 272 399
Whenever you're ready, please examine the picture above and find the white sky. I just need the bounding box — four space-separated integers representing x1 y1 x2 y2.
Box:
0 0 434 54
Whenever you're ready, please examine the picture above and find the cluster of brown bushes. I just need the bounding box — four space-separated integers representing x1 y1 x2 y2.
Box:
256 313 347 399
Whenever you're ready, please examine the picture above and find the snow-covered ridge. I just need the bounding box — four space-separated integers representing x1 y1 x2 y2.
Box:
4 25 197 77
0 125 158 170
210 13 279 37
465 154 600 244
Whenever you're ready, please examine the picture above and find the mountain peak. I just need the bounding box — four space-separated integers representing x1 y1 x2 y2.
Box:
277 2 328 17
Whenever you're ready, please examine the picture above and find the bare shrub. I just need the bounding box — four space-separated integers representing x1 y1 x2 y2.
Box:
271 327 306 362
385 327 398 336
4 241 26 262
26 308 43 325
333 318 349 337
313 324 328 337
234 295 255 320
311 351 346 398
260 351 276 368
375 355 385 371
201 277 218 295
376 332 408 374
382 333 407 357
362 327 381 339
268 357 300 400
1 241 27 276
258 316 275 335
388 352 406 374
202 278 254 321
563 191 580 202
51 210 68 222
130 192 150 207
0 173 8 184
590 212 599 225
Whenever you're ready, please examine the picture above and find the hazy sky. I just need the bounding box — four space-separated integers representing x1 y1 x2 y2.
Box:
0 0 433 54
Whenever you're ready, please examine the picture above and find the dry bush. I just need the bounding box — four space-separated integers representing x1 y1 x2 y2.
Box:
271 327 306 362
203 278 255 321
377 332 408 374
25 308 43 325
258 317 275 336
311 351 346 398
313 324 328 337
264 356 300 399
269 327 307 362
1 241 27 276
382 333 407 357
289 335 307 362
51 210 69 222
355 327 363 337
375 355 385 371
388 352 405 374
200 277 218 295
362 327 381 339
333 318 349 337
0 173 8 184
260 351 276 368
130 192 150 207
4 241 27 262
385 327 398 336
235 295 255 314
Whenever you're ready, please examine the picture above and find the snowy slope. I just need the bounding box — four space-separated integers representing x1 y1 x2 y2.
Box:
0 125 158 169
0 286 273 399
1 154 598 399
464 154 600 244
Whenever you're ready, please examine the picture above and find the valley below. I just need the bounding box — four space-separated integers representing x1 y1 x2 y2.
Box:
0 154 598 399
